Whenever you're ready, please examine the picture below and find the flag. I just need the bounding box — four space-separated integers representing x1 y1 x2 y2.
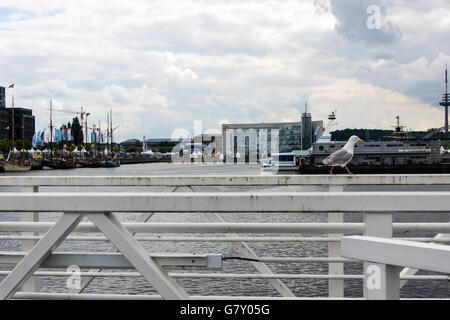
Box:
32 132 37 148
8 84 14 88
36 130 41 146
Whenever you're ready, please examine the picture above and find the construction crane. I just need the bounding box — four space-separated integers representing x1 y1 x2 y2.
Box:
46 106 91 144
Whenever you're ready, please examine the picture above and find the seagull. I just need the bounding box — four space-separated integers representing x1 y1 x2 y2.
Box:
322 135 364 175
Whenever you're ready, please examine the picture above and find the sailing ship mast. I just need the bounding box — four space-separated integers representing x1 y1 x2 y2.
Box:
110 108 113 157
21 116 25 161
10 86 15 160
50 99 53 161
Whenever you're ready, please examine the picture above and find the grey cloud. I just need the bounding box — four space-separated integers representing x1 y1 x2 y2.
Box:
1 0 449 139
329 0 401 45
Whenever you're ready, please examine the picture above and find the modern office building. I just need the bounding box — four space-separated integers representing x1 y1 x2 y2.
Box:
0 86 5 109
0 86 7 140
222 117 323 162
6 108 35 141
0 86 35 141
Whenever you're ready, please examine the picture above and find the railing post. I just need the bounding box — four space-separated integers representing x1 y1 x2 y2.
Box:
21 186 40 293
328 185 344 298
363 212 401 300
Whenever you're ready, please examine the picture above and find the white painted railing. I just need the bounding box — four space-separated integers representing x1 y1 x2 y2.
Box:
0 175 449 300
342 236 450 300
1 174 450 187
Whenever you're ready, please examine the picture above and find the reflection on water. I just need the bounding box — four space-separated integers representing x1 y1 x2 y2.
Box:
1 163 449 298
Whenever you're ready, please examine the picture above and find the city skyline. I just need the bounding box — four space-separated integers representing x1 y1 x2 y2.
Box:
0 0 449 141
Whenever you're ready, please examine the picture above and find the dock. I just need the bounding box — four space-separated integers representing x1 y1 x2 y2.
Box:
0 174 449 300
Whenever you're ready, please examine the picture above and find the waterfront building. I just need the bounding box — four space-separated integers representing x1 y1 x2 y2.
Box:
0 86 35 141
0 86 5 109
120 139 143 152
144 138 181 153
5 108 35 141
0 87 35 140
222 119 323 162
0 86 7 140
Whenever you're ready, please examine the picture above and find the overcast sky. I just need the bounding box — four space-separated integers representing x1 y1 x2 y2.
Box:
0 0 449 141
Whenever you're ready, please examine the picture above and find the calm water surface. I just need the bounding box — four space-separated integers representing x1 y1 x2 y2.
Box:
0 163 449 298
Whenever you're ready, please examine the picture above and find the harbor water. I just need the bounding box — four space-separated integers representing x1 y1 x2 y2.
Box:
1 163 449 298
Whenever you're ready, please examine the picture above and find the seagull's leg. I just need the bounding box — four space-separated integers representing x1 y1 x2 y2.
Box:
345 165 352 175
330 166 334 175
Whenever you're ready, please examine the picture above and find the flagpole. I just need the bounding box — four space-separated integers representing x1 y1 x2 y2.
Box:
11 86 15 153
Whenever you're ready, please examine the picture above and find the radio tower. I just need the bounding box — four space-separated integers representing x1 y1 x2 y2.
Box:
440 65 450 134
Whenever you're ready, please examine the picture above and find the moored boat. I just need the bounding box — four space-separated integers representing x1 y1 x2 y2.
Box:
101 159 120 167
3 160 32 172
42 158 78 170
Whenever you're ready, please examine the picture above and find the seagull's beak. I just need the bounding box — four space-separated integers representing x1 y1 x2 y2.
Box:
359 139 365 143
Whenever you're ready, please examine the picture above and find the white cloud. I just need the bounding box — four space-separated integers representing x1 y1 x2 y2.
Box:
0 0 448 141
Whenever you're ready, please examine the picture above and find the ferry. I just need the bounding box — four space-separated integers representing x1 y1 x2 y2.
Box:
261 112 450 174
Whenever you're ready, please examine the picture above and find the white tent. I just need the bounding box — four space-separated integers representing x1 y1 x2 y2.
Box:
72 147 79 154
142 150 154 155
28 149 35 155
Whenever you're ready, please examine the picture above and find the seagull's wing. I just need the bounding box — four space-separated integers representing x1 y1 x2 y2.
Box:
322 148 353 166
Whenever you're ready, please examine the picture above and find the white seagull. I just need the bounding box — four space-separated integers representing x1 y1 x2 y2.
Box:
322 135 364 175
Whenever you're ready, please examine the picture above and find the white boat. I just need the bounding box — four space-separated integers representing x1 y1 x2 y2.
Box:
3 161 32 172
261 151 310 171
2 149 32 172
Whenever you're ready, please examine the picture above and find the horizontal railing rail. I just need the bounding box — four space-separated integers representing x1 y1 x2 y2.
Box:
1 222 450 234
1 192 450 212
0 174 450 187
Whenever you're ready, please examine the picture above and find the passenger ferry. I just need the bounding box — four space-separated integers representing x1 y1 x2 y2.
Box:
260 112 449 174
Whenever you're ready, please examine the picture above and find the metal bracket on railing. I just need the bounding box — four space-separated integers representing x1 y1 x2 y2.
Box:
0 252 223 270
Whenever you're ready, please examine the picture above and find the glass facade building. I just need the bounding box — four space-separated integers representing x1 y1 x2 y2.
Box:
0 86 5 109
222 119 323 162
